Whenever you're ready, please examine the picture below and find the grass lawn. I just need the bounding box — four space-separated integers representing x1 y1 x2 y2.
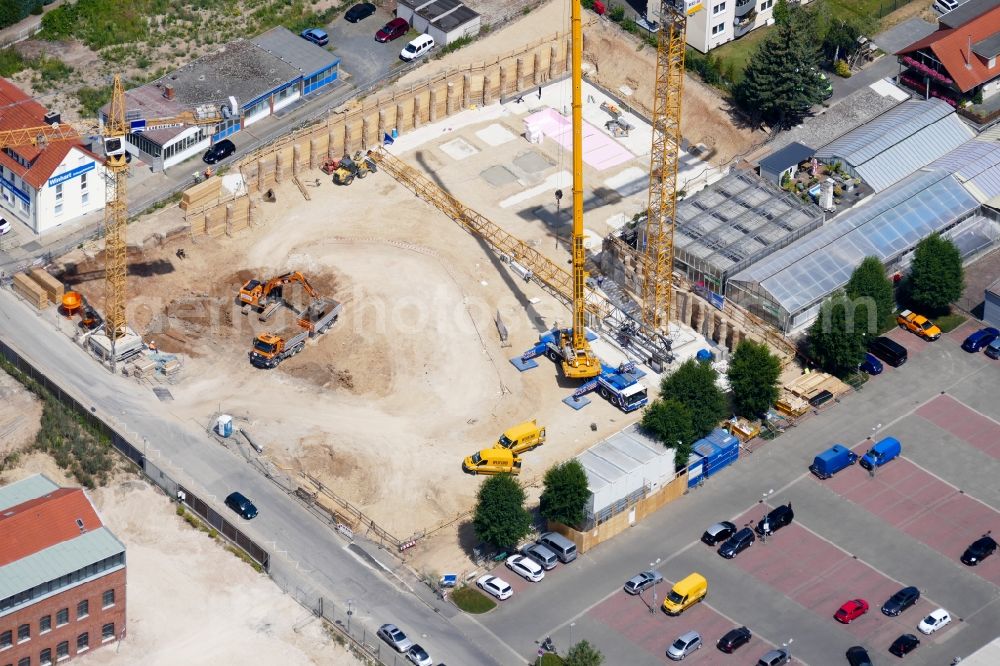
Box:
935 313 967 333
539 654 564 665
707 28 770 86
451 586 497 614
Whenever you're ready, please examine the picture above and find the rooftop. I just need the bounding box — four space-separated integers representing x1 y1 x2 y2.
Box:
938 0 1000 29
0 474 58 512
769 88 903 156
759 141 815 173
436 4 479 30
926 134 1000 202
972 33 1000 59
251 26 341 78
0 486 102 567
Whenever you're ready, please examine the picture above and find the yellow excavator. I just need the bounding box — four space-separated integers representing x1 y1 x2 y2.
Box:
238 271 319 314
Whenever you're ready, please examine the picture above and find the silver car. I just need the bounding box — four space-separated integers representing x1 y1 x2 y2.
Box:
757 648 791 666
624 570 664 595
377 623 413 652
522 542 559 570
667 631 702 660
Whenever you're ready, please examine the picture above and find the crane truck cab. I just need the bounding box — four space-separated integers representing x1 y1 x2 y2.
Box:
494 420 545 454
463 448 522 475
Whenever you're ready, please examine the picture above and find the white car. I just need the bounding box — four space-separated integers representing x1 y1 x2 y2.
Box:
406 644 432 666
0 218 10 235
917 608 951 634
506 554 544 582
477 574 513 600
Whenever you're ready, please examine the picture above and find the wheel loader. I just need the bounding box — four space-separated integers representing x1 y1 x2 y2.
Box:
332 150 377 185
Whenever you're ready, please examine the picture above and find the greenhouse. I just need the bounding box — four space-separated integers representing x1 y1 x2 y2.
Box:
727 169 986 333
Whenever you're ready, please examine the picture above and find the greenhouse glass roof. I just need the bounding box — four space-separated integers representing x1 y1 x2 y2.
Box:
729 169 979 315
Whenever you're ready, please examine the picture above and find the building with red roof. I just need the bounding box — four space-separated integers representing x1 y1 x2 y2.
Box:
0 79 106 235
895 0 1000 110
0 475 126 665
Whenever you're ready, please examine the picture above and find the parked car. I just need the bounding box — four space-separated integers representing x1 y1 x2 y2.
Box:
375 17 409 42
888 633 920 657
666 631 702 661
224 491 257 519
716 626 751 653
869 335 908 367
860 437 901 471
476 574 513 600
344 2 376 22
961 534 997 565
933 0 960 13
624 570 663 595
859 352 883 375
377 623 413 652
0 218 10 235
881 586 920 616
406 644 432 666
701 520 736 546
986 338 1000 359
755 503 794 536
203 139 236 164
300 28 330 46
400 34 434 61
917 608 951 634
522 542 559 570
718 527 755 559
846 645 873 666
962 327 1000 352
757 648 791 666
810 444 858 479
505 554 544 582
897 310 941 340
835 598 869 624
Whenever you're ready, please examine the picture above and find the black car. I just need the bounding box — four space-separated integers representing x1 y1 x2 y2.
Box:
846 645 872 666
755 503 794 536
888 633 919 657
718 527 755 559
345 2 376 22
881 586 920 616
716 626 751 653
225 491 258 519
961 534 997 565
203 139 236 164
702 521 736 546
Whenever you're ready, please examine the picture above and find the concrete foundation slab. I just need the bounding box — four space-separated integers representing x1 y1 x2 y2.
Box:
604 166 647 197
476 123 517 146
481 165 519 187
513 149 553 174
439 137 480 161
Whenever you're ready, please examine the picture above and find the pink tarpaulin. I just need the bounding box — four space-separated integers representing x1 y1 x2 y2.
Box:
523 108 632 171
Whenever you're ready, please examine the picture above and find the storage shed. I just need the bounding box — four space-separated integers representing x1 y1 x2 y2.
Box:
686 428 740 487
577 425 675 526
397 0 481 45
758 141 815 185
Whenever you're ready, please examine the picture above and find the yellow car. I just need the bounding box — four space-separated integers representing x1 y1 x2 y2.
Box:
896 310 941 340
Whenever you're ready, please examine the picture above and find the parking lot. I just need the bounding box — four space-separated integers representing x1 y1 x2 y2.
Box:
477 318 1000 665
321 5 416 91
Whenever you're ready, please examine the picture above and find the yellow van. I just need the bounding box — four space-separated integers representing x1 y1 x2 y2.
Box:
661 573 707 615
494 420 546 455
463 448 522 475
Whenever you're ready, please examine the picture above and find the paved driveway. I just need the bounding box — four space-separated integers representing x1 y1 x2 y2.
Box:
323 6 414 89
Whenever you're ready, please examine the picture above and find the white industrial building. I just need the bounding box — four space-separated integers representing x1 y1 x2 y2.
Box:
397 0 481 45
0 80 107 235
577 424 675 527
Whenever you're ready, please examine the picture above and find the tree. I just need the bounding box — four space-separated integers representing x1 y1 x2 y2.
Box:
733 5 825 129
845 256 895 335
808 291 866 376
539 460 589 528
641 398 696 468
727 340 781 418
659 359 727 440
472 474 532 549
906 234 964 316
772 0 790 26
565 640 604 666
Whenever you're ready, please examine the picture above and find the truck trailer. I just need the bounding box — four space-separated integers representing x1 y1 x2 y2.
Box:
249 299 342 368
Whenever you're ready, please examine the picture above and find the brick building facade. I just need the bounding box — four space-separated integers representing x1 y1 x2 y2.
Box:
0 476 126 666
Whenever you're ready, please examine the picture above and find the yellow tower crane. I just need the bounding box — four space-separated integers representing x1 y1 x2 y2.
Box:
0 74 222 363
641 0 702 331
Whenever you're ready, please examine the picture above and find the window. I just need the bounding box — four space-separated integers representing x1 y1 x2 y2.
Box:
17 625 29 643
80 173 87 191
81 191 88 206
1 629 11 649
39 648 51 666
75 633 87 652
56 641 68 661
18 198 27 213
55 609 68 627
101 623 114 643
39 616 50 634
712 2 726 13
102 589 115 608
54 202 63 216
54 183 62 201
76 600 88 619
760 0 773 8
17 657 29 666
712 22 726 35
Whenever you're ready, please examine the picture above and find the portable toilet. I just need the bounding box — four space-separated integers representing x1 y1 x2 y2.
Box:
216 414 233 438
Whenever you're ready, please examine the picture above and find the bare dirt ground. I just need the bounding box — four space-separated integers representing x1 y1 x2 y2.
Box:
0 458 362 666
0 369 42 458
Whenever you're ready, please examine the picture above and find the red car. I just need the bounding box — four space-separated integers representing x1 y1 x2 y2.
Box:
375 17 408 42
835 598 869 624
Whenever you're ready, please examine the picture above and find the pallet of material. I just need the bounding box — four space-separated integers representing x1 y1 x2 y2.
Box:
12 273 48 309
28 269 64 302
161 359 182 375
131 356 157 378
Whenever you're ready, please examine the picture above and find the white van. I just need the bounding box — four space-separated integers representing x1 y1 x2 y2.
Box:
933 0 959 13
400 34 434 61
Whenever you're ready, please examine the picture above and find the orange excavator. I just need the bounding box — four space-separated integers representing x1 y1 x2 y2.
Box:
238 271 319 319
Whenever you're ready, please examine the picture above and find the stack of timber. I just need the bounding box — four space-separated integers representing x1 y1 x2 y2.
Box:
12 273 48 309
179 177 222 211
28 269 64 302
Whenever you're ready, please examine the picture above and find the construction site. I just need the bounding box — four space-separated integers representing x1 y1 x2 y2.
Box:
5 1 810 572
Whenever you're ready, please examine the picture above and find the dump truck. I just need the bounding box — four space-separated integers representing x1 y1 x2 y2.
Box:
332 150 377 185
896 310 941 341
493 420 545 454
248 299 342 369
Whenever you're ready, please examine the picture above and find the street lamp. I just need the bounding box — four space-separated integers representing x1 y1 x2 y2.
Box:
783 638 794 659
649 557 661 614
869 424 882 478
346 599 354 634
570 621 576 647
760 489 774 543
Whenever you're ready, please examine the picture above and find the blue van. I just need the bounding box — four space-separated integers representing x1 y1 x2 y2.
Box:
860 437 901 470
810 444 858 479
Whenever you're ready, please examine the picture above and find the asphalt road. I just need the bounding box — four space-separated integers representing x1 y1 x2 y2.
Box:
0 288 516 666
477 326 1000 665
